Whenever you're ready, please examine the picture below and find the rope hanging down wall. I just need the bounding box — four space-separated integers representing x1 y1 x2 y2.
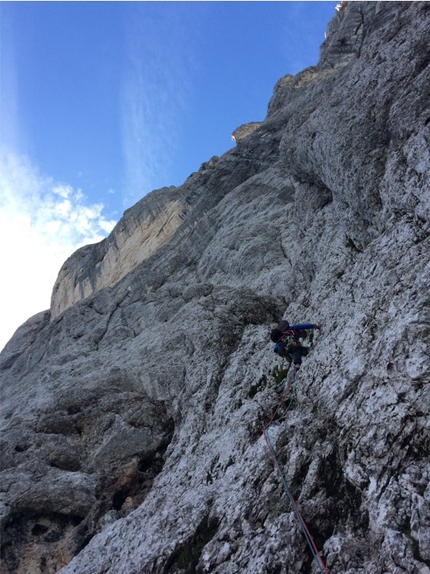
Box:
262 370 329 574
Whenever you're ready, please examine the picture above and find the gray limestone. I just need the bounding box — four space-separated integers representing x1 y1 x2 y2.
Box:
1 2 430 573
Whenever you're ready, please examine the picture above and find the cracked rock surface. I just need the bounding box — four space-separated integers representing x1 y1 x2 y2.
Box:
1 3 430 573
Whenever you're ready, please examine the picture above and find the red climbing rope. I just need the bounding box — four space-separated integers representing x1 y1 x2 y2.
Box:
263 370 329 574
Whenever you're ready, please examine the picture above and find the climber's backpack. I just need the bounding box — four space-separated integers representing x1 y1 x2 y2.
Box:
270 320 289 342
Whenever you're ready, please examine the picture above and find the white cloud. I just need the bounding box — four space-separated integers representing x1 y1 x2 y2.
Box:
0 148 117 351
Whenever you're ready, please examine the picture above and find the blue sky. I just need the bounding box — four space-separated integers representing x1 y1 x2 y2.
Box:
0 1 337 350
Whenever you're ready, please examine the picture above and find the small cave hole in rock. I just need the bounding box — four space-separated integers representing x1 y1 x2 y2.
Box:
112 488 129 511
138 455 154 473
32 523 49 536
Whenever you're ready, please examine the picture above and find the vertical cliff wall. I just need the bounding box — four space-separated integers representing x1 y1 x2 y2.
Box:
1 3 429 574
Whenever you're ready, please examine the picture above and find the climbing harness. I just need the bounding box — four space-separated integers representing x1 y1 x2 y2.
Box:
263 369 329 574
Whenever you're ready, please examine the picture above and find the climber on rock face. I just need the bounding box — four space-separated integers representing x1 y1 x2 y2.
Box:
271 320 321 371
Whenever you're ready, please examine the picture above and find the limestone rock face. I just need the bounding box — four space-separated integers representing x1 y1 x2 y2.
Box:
1 3 430 574
231 122 263 143
50 186 191 319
